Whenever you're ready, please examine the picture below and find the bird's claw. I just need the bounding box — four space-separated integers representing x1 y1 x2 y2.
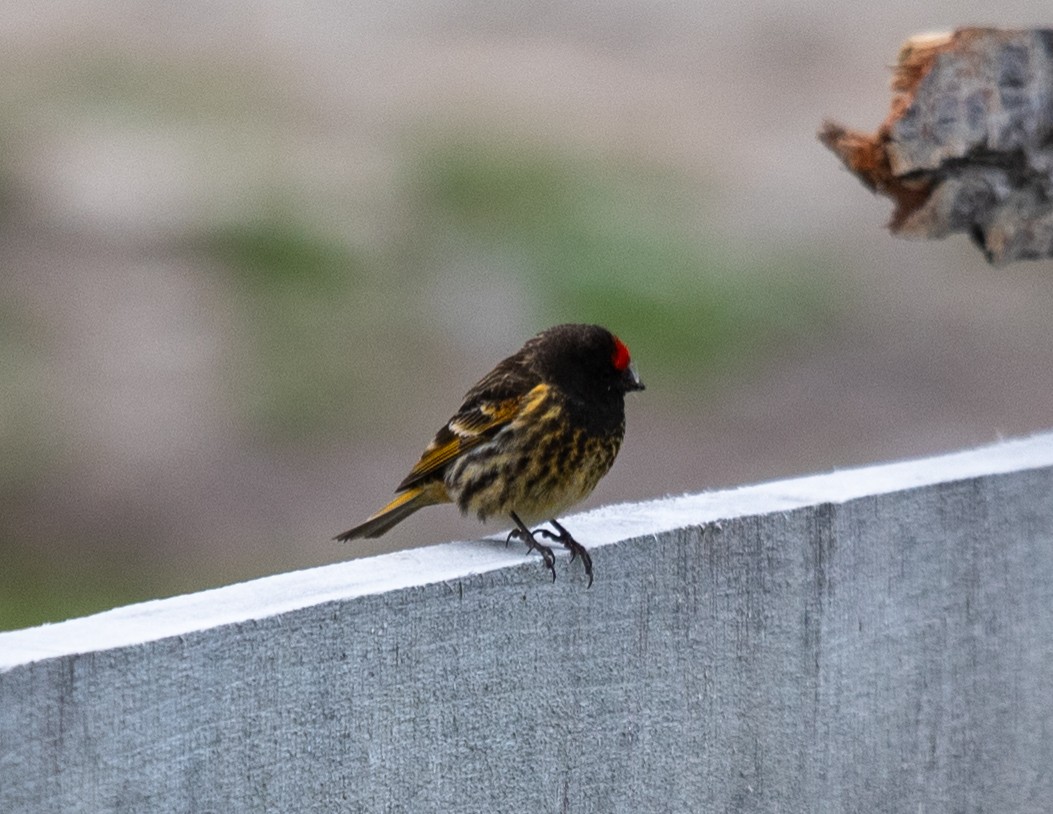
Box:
510 516 592 586
538 522 594 588
509 526 557 580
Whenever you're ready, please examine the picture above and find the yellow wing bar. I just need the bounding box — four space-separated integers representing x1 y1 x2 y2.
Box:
396 383 550 489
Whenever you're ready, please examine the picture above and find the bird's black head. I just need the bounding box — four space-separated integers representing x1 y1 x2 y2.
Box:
528 323 644 398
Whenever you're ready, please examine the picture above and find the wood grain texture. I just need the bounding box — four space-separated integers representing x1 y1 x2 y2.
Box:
822 28 1053 265
3 440 1053 811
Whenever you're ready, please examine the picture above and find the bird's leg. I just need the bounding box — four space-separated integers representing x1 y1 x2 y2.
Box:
537 519 593 588
509 512 557 581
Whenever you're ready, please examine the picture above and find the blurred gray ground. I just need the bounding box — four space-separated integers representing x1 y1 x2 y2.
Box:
2 2 1052 627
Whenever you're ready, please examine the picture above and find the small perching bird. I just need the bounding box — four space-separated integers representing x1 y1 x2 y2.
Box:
336 323 644 585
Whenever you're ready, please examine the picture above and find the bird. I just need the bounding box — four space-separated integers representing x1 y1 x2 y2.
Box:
335 323 644 586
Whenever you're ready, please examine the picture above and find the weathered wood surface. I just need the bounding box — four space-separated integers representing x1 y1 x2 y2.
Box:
3 434 1053 812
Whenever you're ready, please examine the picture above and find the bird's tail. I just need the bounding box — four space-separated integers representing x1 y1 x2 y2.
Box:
335 482 448 541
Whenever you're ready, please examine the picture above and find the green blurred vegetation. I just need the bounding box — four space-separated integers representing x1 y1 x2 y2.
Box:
196 140 839 444
21 51 284 124
410 141 837 384
0 306 62 494
200 215 379 440
0 544 166 632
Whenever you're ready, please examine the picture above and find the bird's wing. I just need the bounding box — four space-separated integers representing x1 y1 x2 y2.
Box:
395 380 549 491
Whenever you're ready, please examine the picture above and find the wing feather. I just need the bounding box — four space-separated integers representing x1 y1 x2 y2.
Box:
395 382 549 490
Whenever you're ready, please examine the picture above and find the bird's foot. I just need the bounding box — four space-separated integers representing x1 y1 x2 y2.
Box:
537 520 593 588
507 527 557 582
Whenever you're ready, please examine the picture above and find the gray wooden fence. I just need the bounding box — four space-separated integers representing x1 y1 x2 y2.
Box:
3 433 1053 812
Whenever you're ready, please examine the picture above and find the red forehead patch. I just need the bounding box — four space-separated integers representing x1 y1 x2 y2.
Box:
611 336 631 371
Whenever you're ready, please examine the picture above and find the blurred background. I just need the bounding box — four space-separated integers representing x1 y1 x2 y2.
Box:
2 2 1052 631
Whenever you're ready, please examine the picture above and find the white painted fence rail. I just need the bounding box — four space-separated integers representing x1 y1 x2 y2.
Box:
3 434 1053 812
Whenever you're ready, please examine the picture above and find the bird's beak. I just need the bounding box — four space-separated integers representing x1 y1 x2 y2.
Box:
623 362 645 392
